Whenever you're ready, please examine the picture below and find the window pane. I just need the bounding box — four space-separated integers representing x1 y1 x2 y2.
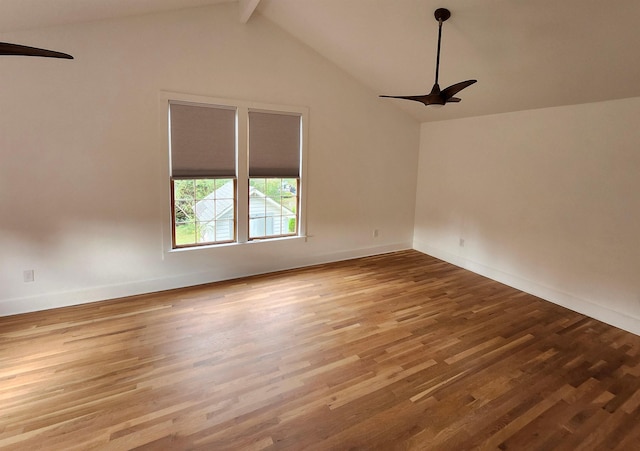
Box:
249 195 267 217
249 217 266 238
174 199 194 223
215 178 228 190
216 220 234 242
248 177 298 239
195 199 215 220
283 178 297 193
282 196 296 213
250 178 266 193
172 178 235 247
195 179 216 200
266 202 281 218
266 216 275 236
265 178 282 203
174 179 194 198
175 222 196 246
196 221 213 244
285 216 297 234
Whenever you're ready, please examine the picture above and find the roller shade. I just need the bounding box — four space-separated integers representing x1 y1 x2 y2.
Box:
170 102 236 177
249 111 301 177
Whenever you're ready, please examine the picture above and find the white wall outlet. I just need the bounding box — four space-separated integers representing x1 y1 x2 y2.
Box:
373 229 379 238
459 238 465 247
23 269 35 283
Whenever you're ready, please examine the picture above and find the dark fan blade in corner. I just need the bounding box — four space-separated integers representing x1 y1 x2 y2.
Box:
380 95 426 102
441 79 477 100
0 42 73 59
380 8 475 107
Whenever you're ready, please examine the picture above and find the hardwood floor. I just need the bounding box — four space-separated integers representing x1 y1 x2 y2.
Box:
2 250 640 450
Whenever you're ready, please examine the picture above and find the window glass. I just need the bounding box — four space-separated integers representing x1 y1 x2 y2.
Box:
249 178 298 239
173 178 235 247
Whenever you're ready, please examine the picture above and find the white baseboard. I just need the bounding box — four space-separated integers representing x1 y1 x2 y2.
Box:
413 240 640 336
0 242 411 317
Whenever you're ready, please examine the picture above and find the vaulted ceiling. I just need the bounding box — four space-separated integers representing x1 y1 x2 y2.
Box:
2 0 640 122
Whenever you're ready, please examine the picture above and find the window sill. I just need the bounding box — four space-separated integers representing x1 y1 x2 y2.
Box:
167 235 308 254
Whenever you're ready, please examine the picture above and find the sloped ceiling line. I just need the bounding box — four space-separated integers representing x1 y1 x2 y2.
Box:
239 0 261 23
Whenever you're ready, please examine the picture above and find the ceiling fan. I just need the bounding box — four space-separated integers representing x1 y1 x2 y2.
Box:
0 42 73 59
381 8 475 106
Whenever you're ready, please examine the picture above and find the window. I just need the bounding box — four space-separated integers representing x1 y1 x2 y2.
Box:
248 110 301 240
169 102 237 248
165 94 306 249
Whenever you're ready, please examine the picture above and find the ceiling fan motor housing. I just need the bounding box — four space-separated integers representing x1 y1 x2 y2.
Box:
434 8 451 22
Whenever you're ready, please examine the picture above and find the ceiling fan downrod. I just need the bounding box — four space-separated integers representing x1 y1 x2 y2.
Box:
433 8 450 86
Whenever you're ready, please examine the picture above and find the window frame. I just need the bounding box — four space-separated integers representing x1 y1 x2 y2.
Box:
160 91 308 252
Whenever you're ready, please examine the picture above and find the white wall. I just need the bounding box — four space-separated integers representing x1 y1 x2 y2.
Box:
414 97 640 335
0 3 420 315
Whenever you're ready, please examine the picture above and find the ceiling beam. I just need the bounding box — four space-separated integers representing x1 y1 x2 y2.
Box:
239 0 261 23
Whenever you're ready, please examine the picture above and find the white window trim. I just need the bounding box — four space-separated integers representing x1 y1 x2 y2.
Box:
158 91 308 254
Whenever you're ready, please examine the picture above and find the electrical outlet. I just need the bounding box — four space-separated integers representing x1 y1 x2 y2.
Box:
373 229 379 238
459 238 465 247
23 269 35 283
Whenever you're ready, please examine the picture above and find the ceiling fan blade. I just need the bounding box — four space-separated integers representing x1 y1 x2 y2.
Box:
446 97 461 103
380 92 450 107
379 95 427 104
441 80 477 100
0 42 73 59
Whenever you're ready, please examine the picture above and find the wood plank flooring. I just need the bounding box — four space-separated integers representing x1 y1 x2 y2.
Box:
2 250 640 450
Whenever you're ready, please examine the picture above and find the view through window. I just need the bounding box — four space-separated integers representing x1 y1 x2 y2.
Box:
172 178 235 247
249 178 298 239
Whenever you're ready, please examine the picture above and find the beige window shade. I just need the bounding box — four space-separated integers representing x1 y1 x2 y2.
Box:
170 102 236 177
249 111 301 177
